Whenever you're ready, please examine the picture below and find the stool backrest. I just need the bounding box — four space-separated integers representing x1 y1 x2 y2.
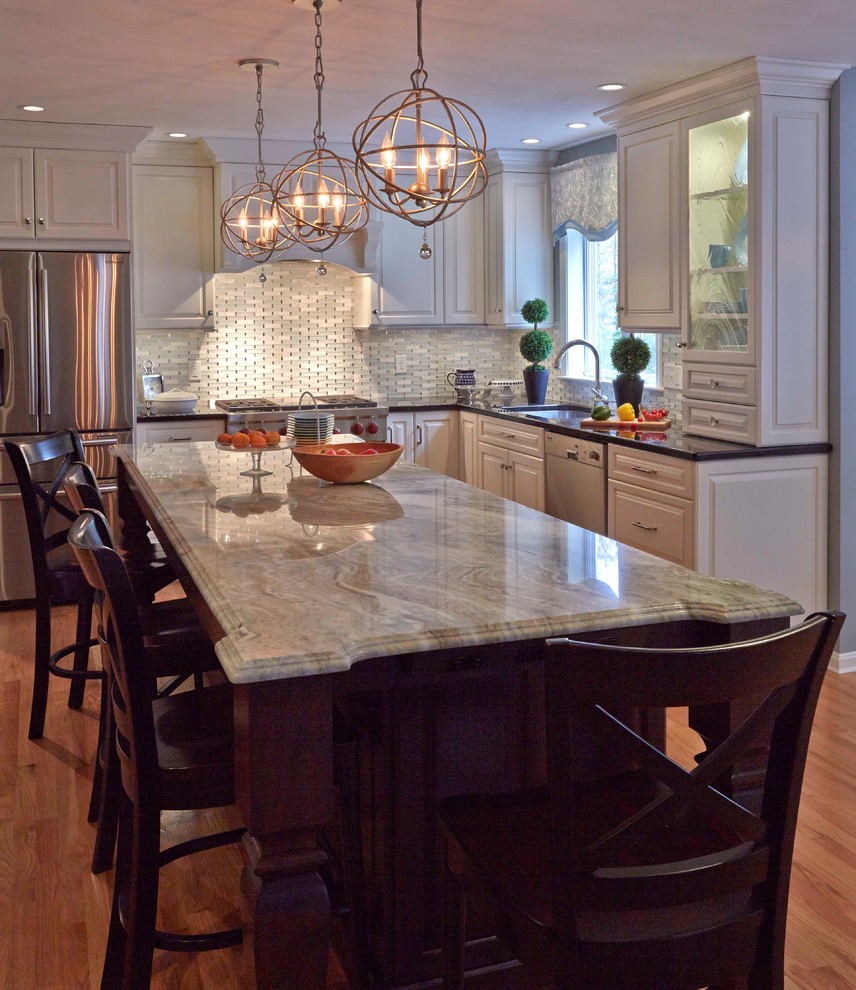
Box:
68 508 157 808
5 430 86 587
544 611 844 987
61 459 105 515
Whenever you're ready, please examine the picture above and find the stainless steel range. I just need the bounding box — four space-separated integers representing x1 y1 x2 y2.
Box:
215 395 389 440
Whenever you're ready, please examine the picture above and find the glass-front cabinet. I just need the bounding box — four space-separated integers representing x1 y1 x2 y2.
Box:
686 108 751 361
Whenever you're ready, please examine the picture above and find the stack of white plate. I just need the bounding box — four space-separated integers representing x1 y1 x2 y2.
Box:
287 411 334 445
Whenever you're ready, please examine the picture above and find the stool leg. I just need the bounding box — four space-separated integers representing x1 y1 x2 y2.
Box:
28 596 53 740
100 790 132 990
121 801 160 990
91 678 119 874
68 595 94 710
443 859 466 990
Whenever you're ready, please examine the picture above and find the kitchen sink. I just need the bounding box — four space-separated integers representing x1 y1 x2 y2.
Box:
498 404 588 423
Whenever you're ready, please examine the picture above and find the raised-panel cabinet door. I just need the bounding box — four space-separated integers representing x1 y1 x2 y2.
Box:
386 412 413 460
133 165 215 330
459 411 479 486
34 149 129 241
414 410 459 477
617 122 681 331
376 214 442 325
442 198 484 324
477 442 506 499
0 148 34 237
507 449 545 512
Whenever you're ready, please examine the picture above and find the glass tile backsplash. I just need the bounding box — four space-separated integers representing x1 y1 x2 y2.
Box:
135 260 683 417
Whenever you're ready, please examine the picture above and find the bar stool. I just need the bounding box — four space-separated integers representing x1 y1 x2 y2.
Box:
5 431 101 740
69 507 245 990
62 459 222 875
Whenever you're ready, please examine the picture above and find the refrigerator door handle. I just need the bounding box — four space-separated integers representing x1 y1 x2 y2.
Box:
38 267 51 417
81 435 119 448
27 265 38 417
0 315 9 407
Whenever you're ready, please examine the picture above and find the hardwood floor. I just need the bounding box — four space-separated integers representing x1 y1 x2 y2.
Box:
2 602 855 988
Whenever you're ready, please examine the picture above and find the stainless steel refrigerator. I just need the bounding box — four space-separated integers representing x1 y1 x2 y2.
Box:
0 251 133 603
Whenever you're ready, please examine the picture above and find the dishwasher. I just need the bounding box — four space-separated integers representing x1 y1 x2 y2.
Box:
545 432 607 535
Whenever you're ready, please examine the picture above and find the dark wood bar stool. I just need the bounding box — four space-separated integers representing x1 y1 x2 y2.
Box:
5 431 101 739
439 612 844 990
69 507 245 990
62 460 222 875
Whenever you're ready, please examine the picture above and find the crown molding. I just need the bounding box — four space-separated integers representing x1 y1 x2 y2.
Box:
484 147 558 176
133 138 217 166
0 120 151 152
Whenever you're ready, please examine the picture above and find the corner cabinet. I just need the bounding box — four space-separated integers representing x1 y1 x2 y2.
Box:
600 57 844 447
132 164 215 330
386 410 460 477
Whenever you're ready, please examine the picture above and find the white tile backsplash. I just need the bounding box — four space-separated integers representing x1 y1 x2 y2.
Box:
136 259 683 417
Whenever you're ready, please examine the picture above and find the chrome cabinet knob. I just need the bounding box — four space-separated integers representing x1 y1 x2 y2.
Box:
24 217 32 225
38 218 45 225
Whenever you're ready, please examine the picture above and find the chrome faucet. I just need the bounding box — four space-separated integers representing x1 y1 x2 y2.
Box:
553 339 601 394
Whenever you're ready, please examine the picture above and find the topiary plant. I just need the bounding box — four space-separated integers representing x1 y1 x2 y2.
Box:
519 329 553 371
610 334 651 381
520 298 549 332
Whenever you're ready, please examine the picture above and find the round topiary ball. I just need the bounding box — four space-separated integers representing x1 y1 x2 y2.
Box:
610 334 651 381
520 329 554 370
520 298 549 330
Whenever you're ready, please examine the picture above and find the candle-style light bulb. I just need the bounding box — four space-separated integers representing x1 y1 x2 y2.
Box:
408 149 432 207
332 193 344 227
381 132 396 194
318 178 330 227
293 180 305 224
436 134 452 193
238 206 249 233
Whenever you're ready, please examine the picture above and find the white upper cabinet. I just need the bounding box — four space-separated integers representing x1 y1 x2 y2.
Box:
132 164 215 330
0 144 138 246
484 152 553 328
373 197 484 326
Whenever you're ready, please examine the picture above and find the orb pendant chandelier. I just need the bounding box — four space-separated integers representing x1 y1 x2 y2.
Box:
273 0 368 255
352 0 488 229
220 60 292 263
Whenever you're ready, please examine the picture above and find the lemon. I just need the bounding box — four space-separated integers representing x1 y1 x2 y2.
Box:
616 402 636 422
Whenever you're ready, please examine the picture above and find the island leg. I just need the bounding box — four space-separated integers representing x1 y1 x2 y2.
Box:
233 676 336 990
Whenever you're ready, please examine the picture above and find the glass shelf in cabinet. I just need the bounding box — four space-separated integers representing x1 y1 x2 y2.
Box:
693 266 747 277
689 184 748 201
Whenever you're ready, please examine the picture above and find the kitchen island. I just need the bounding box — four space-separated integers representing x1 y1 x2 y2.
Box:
114 441 801 989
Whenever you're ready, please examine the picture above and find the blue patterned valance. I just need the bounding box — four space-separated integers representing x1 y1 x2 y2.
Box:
551 152 617 242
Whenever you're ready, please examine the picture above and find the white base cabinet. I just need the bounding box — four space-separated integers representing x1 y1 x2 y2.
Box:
387 410 460 477
475 415 545 512
135 419 225 444
607 444 827 614
458 411 480 486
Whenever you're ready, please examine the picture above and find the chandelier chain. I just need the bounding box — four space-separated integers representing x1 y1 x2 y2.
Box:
409 0 428 90
313 0 326 149
254 63 266 183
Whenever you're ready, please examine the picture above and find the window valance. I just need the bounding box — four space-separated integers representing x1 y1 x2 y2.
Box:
551 152 617 242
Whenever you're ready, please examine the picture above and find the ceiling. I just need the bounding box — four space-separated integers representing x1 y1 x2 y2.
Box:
2 0 854 152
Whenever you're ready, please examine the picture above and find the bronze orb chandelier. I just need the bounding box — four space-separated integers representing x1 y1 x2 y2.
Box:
352 0 488 230
220 60 292 264
273 0 368 255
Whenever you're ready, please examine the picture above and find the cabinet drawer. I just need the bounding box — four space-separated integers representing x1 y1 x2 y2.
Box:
608 481 695 568
137 419 224 443
607 445 694 499
682 399 758 445
682 363 757 405
478 416 544 456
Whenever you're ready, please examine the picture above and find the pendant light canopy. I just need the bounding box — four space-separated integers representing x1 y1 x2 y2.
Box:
220 60 292 264
352 0 488 228
273 0 368 254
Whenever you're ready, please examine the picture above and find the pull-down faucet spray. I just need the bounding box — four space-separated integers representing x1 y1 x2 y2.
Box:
552 339 601 396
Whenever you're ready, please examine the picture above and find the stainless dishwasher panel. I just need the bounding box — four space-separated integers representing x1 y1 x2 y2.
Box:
545 432 607 535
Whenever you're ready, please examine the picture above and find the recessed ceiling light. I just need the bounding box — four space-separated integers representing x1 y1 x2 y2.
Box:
521 137 540 145
566 122 589 130
168 132 188 138
597 83 627 92
20 105 45 112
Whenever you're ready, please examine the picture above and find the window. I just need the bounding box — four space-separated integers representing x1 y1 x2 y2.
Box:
559 229 659 386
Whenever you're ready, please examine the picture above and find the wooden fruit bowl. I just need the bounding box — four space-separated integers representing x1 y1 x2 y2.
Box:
291 442 404 484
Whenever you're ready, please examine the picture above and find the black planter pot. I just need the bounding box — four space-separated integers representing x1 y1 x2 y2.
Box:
523 368 549 405
612 378 645 416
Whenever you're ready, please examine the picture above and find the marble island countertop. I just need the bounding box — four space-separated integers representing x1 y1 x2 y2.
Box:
116 442 801 685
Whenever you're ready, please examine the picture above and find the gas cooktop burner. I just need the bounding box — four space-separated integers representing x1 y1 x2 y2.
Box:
215 394 378 413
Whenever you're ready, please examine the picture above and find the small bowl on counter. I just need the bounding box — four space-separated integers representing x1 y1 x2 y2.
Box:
149 387 199 414
292 442 403 484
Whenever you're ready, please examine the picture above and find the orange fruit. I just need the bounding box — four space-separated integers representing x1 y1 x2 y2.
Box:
264 432 281 446
232 432 250 447
217 432 232 445
249 434 266 447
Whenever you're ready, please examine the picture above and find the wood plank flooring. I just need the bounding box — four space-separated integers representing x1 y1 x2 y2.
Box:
2 602 855 988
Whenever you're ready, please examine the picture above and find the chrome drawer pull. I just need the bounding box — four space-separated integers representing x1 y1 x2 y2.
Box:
709 416 719 425
168 436 193 442
632 521 658 532
709 379 720 387
632 465 657 475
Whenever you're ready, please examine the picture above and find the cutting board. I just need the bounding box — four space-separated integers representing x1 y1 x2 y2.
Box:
580 417 671 430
